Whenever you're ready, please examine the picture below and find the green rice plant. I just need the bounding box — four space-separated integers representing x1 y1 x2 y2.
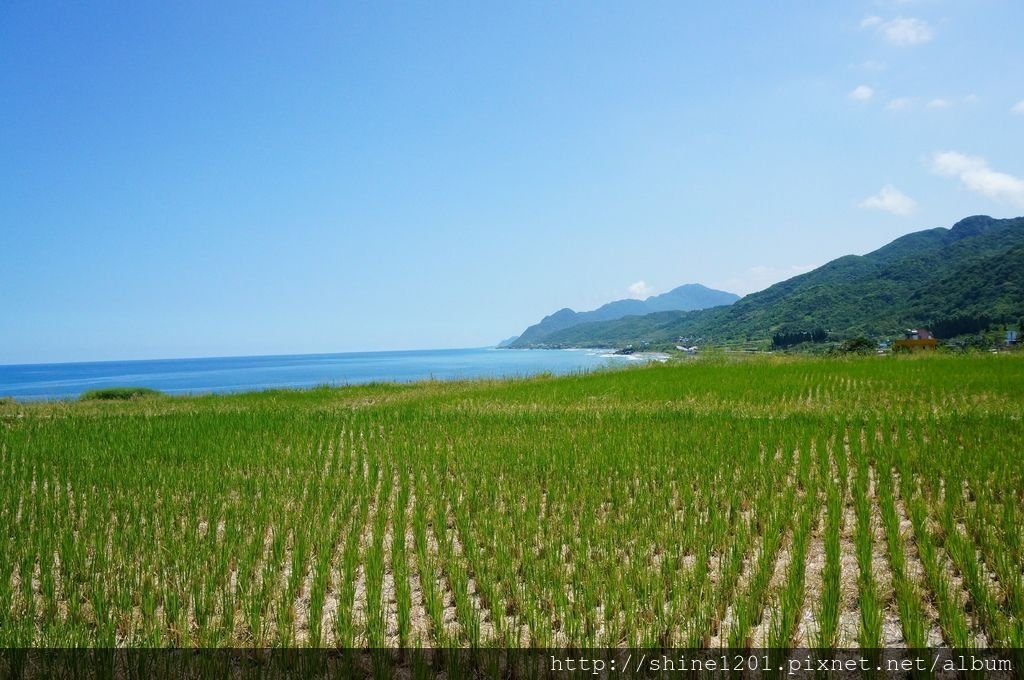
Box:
729 481 795 648
853 455 882 649
938 493 1010 645
768 480 817 648
814 485 842 648
392 476 412 648
412 487 447 647
904 484 972 648
876 470 928 648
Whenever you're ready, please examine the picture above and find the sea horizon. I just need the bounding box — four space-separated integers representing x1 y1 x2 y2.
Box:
0 344 514 370
0 346 654 401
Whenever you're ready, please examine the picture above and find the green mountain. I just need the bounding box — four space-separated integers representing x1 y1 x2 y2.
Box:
524 215 1024 348
507 283 739 348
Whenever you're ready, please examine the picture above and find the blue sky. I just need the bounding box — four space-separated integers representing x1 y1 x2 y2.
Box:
3 1 1023 363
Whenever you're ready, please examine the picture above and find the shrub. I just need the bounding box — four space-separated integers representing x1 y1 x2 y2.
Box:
839 337 876 354
80 387 163 401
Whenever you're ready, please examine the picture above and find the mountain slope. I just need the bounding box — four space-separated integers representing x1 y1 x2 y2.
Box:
534 215 1024 347
508 284 738 347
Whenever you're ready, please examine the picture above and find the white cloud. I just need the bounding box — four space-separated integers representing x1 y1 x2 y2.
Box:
626 280 654 299
849 85 874 101
860 185 917 216
963 94 979 105
926 98 950 109
1012 100 1024 114
930 151 1024 208
882 17 934 45
862 16 934 46
887 97 913 111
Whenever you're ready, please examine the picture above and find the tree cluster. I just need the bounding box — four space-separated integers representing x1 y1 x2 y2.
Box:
771 328 828 349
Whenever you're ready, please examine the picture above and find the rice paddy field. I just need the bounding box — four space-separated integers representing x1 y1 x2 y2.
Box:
1 353 1022 651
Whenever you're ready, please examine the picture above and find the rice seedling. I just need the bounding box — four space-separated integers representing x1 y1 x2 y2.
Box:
0 353 1019 654
814 485 843 648
852 445 882 649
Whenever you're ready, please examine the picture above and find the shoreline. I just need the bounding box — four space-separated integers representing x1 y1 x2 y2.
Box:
0 347 667 403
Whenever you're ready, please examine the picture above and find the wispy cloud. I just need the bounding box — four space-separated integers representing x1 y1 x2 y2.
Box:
884 97 954 111
861 16 934 46
855 59 887 72
930 151 1024 208
626 280 654 299
860 185 917 216
1012 100 1024 115
849 85 874 101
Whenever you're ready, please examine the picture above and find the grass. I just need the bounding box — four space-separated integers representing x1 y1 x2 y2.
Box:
0 353 1022 649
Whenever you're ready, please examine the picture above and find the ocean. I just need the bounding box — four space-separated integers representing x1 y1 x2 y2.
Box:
0 347 656 400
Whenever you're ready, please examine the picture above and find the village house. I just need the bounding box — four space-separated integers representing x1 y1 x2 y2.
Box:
894 328 938 351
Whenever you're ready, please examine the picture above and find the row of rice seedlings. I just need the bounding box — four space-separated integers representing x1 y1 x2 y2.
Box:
704 442 792 647
689 485 755 645
995 492 1023 566
936 481 1012 646
852 445 882 648
814 482 843 648
305 531 332 647
676 498 728 647
943 425 1024 647
306 447 358 647
875 467 930 648
437 472 487 648
896 412 1024 648
444 537 480 647
455 485 519 646
558 497 603 648
727 474 797 648
428 479 479 647
364 466 392 647
553 460 621 648
902 477 973 647
963 488 1024 645
456 496 502 645
768 468 819 648
392 471 413 648
274 528 303 645
411 485 447 647
578 466 652 647
334 471 373 648
491 466 548 643
507 471 560 648
653 477 710 648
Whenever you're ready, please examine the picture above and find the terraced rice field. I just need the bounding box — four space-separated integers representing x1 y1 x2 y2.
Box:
1 353 1022 649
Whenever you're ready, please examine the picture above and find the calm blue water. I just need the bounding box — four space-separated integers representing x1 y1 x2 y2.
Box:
0 348 650 401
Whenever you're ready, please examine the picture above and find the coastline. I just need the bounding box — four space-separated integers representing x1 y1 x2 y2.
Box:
0 346 666 402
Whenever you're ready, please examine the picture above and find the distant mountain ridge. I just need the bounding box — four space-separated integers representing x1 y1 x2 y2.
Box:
528 215 1024 347
507 284 739 348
